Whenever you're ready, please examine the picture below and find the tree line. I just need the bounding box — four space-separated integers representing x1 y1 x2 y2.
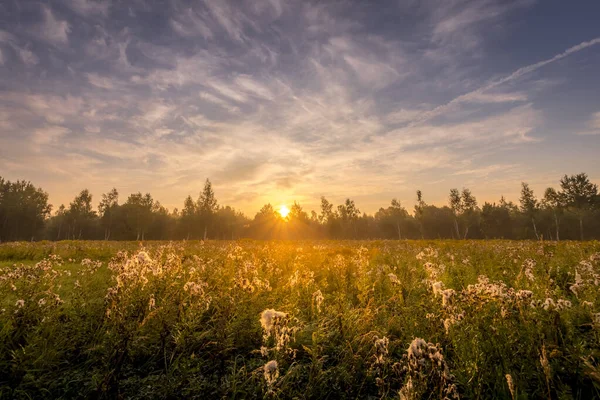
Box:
0 173 599 242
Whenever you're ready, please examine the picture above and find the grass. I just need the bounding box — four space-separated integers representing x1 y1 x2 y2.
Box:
1 240 600 399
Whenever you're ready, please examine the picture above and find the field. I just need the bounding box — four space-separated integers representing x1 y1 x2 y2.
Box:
1 240 600 399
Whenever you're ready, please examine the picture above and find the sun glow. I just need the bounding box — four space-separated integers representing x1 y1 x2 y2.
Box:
278 205 290 218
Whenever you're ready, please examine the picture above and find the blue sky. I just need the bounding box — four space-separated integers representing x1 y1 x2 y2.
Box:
1 0 599 215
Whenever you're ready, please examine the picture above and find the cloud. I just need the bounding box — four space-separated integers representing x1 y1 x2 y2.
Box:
86 73 114 89
40 5 71 45
169 5 213 39
406 37 600 127
33 126 70 145
576 111 600 135
65 0 110 16
0 0 598 214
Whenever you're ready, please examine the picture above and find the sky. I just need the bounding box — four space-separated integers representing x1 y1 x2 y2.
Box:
1 0 600 217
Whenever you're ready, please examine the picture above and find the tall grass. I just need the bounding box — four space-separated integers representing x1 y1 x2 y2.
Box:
1 240 599 399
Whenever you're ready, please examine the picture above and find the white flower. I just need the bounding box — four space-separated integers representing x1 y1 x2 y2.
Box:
431 281 444 296
388 273 401 286
263 360 279 386
312 290 324 312
15 299 25 308
137 251 152 264
441 289 456 307
260 309 287 335
374 336 389 364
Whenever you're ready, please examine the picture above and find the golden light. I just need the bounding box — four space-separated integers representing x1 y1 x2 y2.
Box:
278 205 290 218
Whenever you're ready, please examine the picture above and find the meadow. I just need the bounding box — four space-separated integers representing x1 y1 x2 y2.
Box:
1 240 600 399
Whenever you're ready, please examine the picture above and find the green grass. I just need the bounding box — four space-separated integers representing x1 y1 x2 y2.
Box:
1 240 600 399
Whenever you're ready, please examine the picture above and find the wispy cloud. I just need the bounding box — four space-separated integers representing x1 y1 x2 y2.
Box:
0 0 599 213
576 111 600 135
39 5 71 44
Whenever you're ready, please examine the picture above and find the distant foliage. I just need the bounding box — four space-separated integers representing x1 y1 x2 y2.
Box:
1 173 600 241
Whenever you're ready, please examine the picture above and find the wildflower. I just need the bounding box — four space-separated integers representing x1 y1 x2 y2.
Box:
15 299 25 308
263 360 279 387
260 309 287 336
506 374 515 399
38 298 47 307
388 273 401 286
399 378 414 400
540 345 551 384
556 299 572 310
312 290 324 313
582 301 593 308
441 288 456 307
542 298 556 311
431 281 444 296
148 295 156 311
373 336 389 364
137 251 152 264
444 318 453 334
515 290 533 301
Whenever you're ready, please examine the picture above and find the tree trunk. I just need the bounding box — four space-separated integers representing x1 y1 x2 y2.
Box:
532 218 539 240
553 211 559 241
396 221 402 240
454 218 460 240
203 225 207 241
579 217 584 241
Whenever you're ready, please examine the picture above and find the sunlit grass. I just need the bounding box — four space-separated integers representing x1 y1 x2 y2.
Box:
1 240 599 398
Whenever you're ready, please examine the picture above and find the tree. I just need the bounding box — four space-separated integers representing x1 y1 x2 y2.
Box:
0 178 52 241
480 201 513 239
375 199 409 239
123 193 154 240
180 195 197 239
519 182 539 240
337 198 360 238
449 189 463 239
447 188 478 239
251 204 283 239
288 201 311 239
559 173 597 240
53 204 67 240
98 188 119 240
319 196 334 224
197 179 218 240
67 189 96 239
414 190 425 239
460 188 478 239
390 199 408 239
541 187 563 241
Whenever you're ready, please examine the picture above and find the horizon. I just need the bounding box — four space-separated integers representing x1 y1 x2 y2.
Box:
1 1 600 216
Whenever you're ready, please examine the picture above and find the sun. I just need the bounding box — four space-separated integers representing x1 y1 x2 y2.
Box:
278 205 290 218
